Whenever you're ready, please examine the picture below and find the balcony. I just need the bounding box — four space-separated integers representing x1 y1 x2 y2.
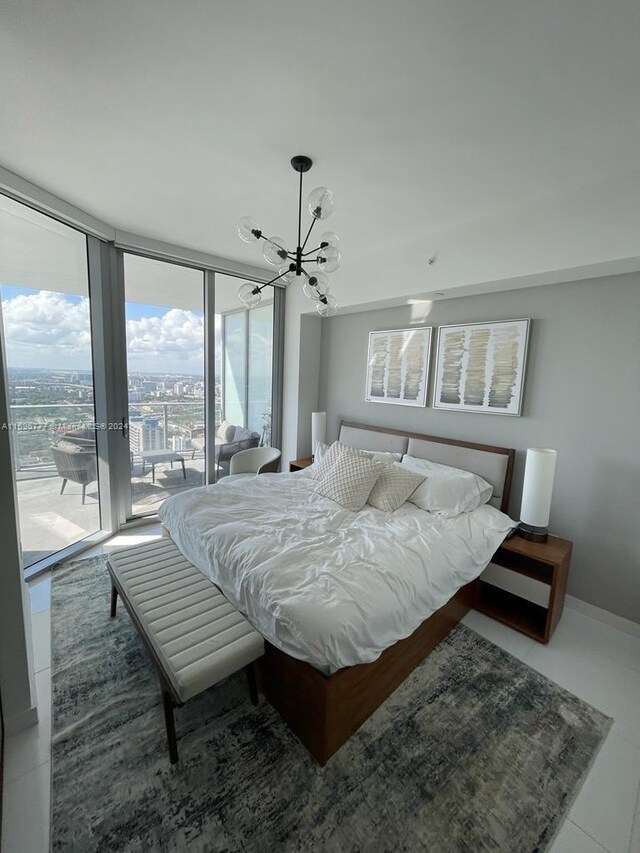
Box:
12 402 207 568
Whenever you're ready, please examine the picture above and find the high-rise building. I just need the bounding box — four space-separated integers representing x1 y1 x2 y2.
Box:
169 436 191 452
128 417 164 454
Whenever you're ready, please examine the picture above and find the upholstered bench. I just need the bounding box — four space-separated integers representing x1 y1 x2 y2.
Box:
106 538 264 763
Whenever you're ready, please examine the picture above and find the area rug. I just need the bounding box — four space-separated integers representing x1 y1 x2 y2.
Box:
51 555 611 853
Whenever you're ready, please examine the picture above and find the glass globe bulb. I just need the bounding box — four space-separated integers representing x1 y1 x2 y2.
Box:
238 282 262 308
316 245 341 273
316 294 338 317
263 236 288 266
304 271 330 300
278 263 297 284
303 280 319 301
308 187 334 220
238 215 261 243
319 231 339 248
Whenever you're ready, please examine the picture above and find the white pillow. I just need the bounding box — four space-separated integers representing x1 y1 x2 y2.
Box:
217 420 236 441
315 453 385 511
367 450 402 464
310 441 330 468
400 455 493 516
311 441 373 481
310 443 399 472
367 463 426 513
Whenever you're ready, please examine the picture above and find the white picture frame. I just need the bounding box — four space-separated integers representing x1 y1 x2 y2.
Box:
365 327 432 407
432 318 530 416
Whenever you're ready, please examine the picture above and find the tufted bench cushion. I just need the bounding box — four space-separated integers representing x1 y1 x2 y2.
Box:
107 537 264 762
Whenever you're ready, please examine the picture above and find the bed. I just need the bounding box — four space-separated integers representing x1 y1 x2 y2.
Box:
158 420 516 764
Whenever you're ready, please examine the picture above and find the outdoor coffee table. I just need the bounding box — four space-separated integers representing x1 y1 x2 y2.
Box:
140 451 186 484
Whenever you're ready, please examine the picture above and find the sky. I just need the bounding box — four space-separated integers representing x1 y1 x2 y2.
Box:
0 285 216 376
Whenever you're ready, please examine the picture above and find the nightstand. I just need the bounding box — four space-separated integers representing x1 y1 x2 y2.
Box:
289 457 313 472
474 534 572 643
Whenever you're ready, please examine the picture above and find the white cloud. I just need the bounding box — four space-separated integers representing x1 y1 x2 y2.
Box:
0 289 224 376
126 308 204 366
2 290 91 354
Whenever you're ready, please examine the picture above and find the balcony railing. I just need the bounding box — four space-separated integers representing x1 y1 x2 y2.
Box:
9 401 208 476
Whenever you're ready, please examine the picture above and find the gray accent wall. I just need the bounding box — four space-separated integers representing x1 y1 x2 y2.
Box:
318 273 640 624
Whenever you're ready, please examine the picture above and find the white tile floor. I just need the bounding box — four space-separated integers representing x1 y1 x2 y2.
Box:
2 529 640 853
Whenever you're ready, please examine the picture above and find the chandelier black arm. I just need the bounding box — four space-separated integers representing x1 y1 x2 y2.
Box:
300 216 317 252
255 269 290 292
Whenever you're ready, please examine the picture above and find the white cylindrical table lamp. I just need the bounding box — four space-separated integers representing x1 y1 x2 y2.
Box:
311 412 326 460
519 448 558 542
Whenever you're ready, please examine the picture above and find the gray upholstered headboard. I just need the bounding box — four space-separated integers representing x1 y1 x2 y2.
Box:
338 420 515 513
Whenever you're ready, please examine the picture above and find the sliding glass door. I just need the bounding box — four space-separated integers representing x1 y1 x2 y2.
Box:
0 195 101 568
114 260 282 517
214 274 275 478
121 253 206 517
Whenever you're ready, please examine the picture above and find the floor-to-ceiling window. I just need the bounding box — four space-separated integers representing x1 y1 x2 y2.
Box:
122 253 205 517
248 302 274 445
0 195 101 568
0 184 284 570
215 274 275 478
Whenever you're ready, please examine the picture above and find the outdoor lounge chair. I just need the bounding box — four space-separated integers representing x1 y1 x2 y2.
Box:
51 440 98 504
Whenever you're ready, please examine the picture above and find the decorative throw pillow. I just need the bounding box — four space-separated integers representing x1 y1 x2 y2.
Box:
311 440 372 481
367 463 426 512
234 426 254 442
315 453 385 511
217 420 236 442
401 455 493 516
309 443 395 476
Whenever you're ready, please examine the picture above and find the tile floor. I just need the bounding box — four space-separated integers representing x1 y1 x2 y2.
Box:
2 527 639 853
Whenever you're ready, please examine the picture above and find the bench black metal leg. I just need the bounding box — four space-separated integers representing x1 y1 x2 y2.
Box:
247 662 259 706
163 689 179 764
110 584 118 618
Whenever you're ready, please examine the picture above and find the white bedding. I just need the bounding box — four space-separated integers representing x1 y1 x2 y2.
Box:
158 471 515 674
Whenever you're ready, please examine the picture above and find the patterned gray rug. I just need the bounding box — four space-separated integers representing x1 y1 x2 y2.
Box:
51 555 611 853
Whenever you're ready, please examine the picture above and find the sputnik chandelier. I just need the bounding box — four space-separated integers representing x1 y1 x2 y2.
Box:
237 155 339 316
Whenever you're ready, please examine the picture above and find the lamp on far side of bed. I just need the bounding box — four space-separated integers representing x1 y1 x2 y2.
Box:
518 448 558 543
311 412 327 460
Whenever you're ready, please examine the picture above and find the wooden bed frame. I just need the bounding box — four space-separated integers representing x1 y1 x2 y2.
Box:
259 420 515 765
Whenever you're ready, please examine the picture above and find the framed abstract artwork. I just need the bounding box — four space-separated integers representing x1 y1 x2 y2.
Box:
432 319 530 416
365 327 432 407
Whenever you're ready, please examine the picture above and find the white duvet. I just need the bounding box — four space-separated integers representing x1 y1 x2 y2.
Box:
158 471 515 673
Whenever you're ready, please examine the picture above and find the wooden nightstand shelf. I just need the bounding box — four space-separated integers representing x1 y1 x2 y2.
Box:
289 457 313 472
474 534 572 643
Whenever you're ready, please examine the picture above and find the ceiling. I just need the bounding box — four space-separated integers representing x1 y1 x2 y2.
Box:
1 0 639 308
